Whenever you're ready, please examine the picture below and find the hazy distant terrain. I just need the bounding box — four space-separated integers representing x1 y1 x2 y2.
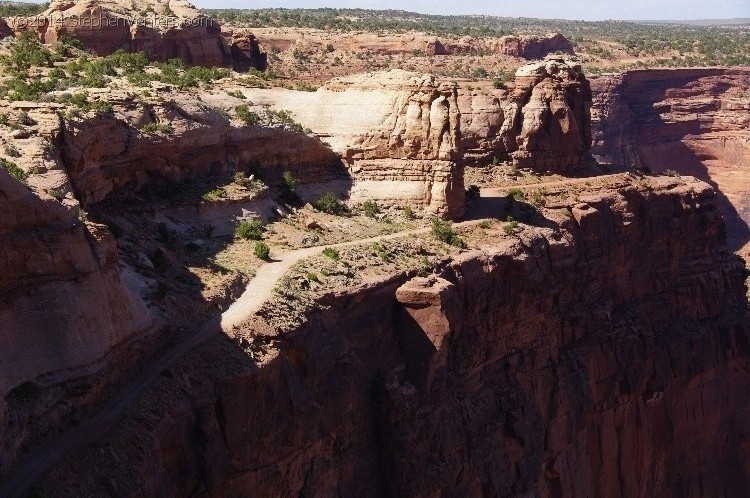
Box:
205 8 750 70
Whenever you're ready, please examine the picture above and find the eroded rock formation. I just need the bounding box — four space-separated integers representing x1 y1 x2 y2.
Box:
459 55 592 171
590 68 750 256
7 0 266 70
39 175 750 497
245 70 465 218
0 168 154 474
494 33 574 59
251 28 573 59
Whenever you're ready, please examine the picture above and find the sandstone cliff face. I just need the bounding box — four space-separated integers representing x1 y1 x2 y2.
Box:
590 68 750 256
0 168 153 474
52 95 343 206
42 176 750 497
252 28 572 59
9 0 266 70
459 56 592 171
493 33 574 59
245 70 465 218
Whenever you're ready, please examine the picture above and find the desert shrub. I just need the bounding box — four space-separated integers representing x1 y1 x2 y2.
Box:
236 104 260 125
403 205 415 219
141 122 158 134
306 272 321 283
314 192 347 215
140 122 173 135
279 170 302 205
493 78 507 90
1 158 27 183
254 241 270 259
59 92 113 114
372 242 389 261
503 217 520 235
202 188 226 201
1 31 56 74
272 110 305 133
363 199 378 218
479 219 492 229
472 67 489 78
322 247 340 260
283 170 299 192
18 111 35 126
227 89 246 99
48 188 66 200
236 219 263 240
156 123 173 134
4 144 20 157
431 218 465 248
531 189 546 207
507 188 525 200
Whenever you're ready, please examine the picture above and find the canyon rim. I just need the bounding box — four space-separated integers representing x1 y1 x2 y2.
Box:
0 1 749 497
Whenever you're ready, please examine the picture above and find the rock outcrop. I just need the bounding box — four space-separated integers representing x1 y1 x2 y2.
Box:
459 55 592 171
251 28 573 59
0 167 154 474
494 33 574 59
51 95 343 206
222 29 267 72
244 70 465 218
590 68 750 256
254 28 449 56
39 175 750 497
9 0 266 70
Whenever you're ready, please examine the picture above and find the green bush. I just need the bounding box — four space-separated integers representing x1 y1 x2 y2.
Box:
140 122 173 135
363 199 378 218
1 158 27 184
236 219 263 240
48 188 66 200
280 171 301 206
431 218 465 248
273 110 305 133
503 217 520 235
372 242 389 261
314 192 347 215
236 104 260 125
227 89 246 99
254 241 270 260
507 188 525 201
403 206 415 219
1 31 56 73
322 247 340 260
307 272 321 283
141 122 158 134
531 189 546 207
202 188 226 201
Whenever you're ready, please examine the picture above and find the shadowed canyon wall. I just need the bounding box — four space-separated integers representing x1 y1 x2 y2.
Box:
42 176 750 497
590 68 750 256
0 168 155 474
